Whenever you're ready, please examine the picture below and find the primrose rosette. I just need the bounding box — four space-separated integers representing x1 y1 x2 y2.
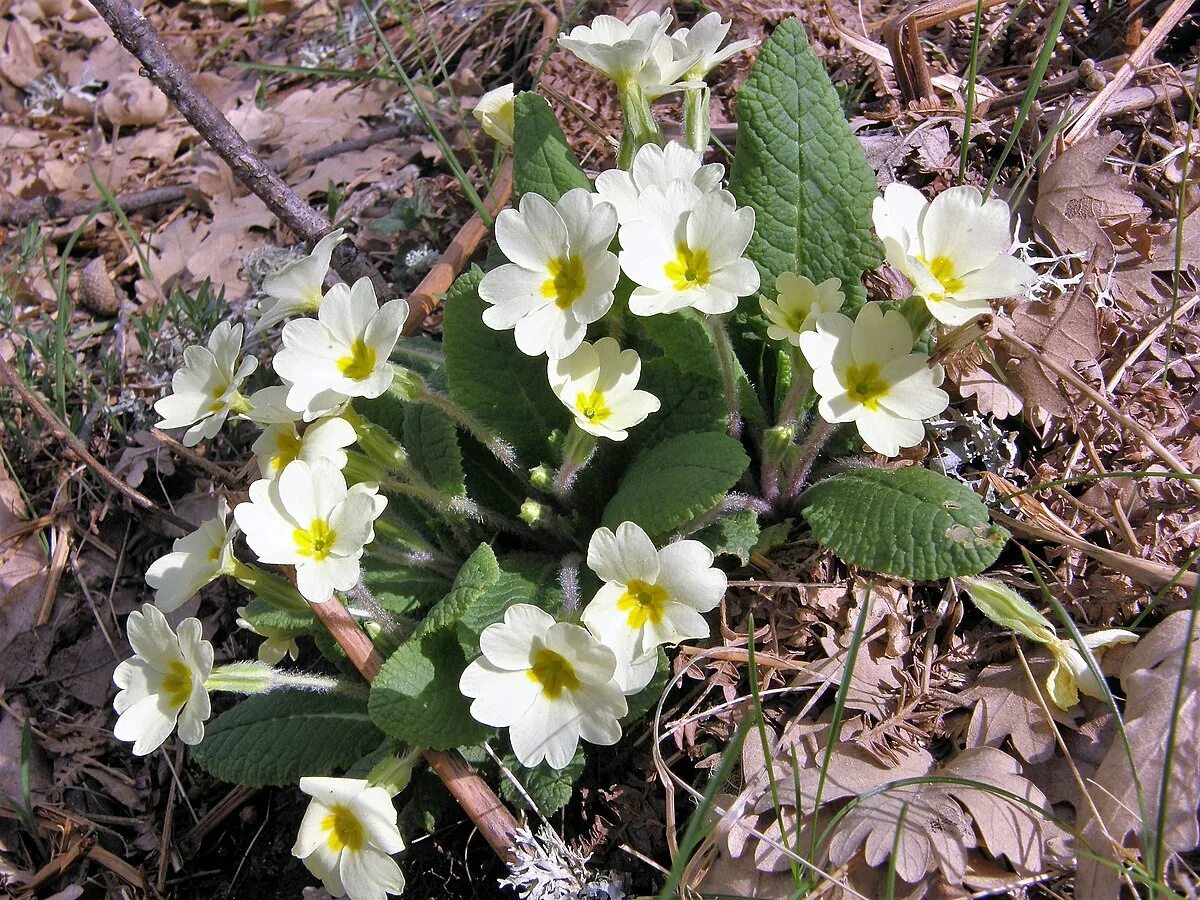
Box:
113 10 1059 898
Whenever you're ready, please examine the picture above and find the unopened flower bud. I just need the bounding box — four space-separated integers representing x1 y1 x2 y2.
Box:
520 499 545 526
529 464 554 492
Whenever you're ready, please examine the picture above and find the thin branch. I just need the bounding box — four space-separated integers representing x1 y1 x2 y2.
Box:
88 0 383 291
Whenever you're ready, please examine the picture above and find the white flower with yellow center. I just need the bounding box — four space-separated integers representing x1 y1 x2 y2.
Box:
113 604 213 755
145 502 238 613
255 229 346 332
759 273 845 346
799 303 948 457
154 322 257 446
873 184 1037 326
480 189 619 359
581 522 725 693
235 606 301 665
595 140 724 225
473 83 515 146
274 278 409 420
459 604 627 769
558 11 692 92
293 776 405 900
253 415 357 479
234 458 387 603
670 12 756 81
618 181 759 315
548 338 660 441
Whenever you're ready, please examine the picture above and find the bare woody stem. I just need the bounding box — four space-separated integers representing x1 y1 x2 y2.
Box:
89 0 382 292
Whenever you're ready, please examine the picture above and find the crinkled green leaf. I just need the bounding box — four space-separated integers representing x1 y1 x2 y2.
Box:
513 92 592 202
369 629 494 750
361 555 451 617
800 467 1009 580
456 554 562 653
416 543 500 637
602 432 749 537
192 692 382 787
728 19 881 310
403 402 465 497
442 268 566 466
500 749 584 815
636 358 726 446
695 508 761 565
239 598 314 635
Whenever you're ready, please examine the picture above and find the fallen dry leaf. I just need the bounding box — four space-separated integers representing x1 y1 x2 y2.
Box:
955 363 1024 419
960 654 1078 764
1034 132 1148 267
99 71 171 128
1076 611 1200 898
0 454 46 655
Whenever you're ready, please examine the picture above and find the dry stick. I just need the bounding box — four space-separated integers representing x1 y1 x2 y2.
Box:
996 322 1200 499
151 427 242 488
0 125 412 227
305 597 520 864
88 0 382 291
0 353 194 533
1062 0 1195 144
402 158 513 334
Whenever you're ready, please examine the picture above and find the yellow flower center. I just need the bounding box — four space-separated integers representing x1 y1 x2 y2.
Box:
785 305 813 334
207 544 222 562
322 804 366 853
294 518 337 560
207 383 230 413
919 255 964 298
665 244 712 291
574 390 611 425
844 363 890 410
541 255 587 309
271 429 304 472
160 660 193 709
337 338 377 381
617 578 670 629
527 647 581 698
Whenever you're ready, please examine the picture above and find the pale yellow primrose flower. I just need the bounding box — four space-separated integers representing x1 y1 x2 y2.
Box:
292 776 405 900
558 11 695 96
962 577 1139 710
582 522 726 693
154 321 257 446
255 229 346 333
459 604 627 769
873 184 1037 326
479 189 619 359
252 415 357 478
760 273 845 346
618 181 759 316
273 277 408 420
595 140 724 225
145 500 238 613
113 604 213 756
799 303 948 457
473 83 515 146
548 338 660 441
234 458 386 603
235 606 300 665
670 12 757 81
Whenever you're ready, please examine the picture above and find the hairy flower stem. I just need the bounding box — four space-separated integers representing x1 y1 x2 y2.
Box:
382 477 522 536
345 582 413 656
785 418 837 501
616 80 664 168
413 387 521 474
232 561 309 612
705 314 742 438
683 85 711 153
553 424 597 500
760 350 812 503
678 492 773 538
205 661 352 696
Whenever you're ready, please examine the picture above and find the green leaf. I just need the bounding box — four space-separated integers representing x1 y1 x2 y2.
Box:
361 555 451 617
633 358 725 449
500 750 584 815
443 268 567 466
728 19 881 310
456 554 562 652
369 629 494 750
192 692 383 787
799 467 1009 580
239 598 314 635
513 92 591 202
694 508 760 565
416 543 501 636
602 432 749 537
403 402 465 497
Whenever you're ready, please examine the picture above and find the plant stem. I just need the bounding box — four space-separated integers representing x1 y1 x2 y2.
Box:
553 424 597 499
413 386 520 474
704 314 742 438
776 346 811 428
616 79 664 168
785 418 836 500
683 85 711 153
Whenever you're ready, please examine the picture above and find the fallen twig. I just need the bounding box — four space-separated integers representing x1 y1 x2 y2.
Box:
88 0 384 292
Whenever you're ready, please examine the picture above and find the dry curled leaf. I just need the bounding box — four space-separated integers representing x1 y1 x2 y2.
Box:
99 72 170 128
1033 133 1147 267
1076 611 1200 898
955 363 1024 419
960 655 1078 764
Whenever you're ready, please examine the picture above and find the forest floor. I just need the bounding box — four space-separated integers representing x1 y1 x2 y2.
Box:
0 0 1198 897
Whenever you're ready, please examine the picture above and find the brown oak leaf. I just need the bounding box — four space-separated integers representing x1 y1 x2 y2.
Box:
960 655 1078 764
